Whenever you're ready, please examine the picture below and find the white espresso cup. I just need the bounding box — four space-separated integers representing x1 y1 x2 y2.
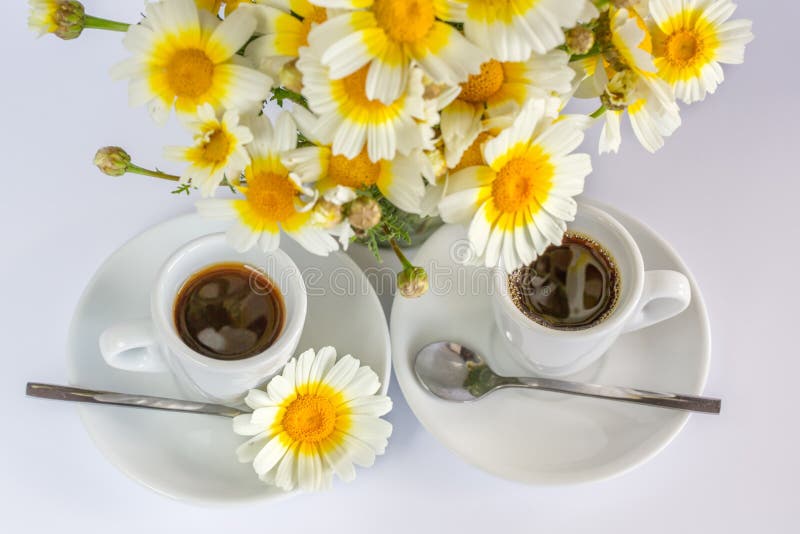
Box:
99 233 307 404
491 204 691 377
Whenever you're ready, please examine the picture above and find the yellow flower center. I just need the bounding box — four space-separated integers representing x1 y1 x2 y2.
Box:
282 394 337 443
459 60 505 103
244 171 298 223
300 7 328 47
201 129 231 164
167 48 215 99
373 0 435 44
341 66 386 110
664 29 703 67
491 150 554 213
328 150 381 188
453 132 491 172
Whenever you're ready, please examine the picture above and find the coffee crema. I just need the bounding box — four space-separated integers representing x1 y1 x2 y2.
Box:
508 232 621 330
173 262 285 360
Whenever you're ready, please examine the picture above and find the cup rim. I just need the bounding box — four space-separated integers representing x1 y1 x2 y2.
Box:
493 203 645 338
151 233 307 371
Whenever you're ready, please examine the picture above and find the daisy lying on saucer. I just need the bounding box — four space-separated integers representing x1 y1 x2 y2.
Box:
233 346 393 492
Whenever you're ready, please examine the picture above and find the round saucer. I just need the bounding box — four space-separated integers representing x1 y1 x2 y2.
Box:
67 213 391 504
390 200 711 485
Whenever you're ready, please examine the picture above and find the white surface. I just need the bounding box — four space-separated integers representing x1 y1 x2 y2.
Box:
67 213 390 504
1 1 797 533
390 204 710 485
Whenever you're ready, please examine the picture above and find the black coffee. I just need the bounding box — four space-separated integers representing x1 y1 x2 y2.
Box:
174 262 285 360
508 233 620 330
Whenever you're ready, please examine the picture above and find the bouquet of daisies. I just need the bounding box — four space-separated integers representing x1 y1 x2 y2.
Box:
30 0 752 296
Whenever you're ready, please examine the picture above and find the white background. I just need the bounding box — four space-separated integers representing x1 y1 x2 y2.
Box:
2 1 798 532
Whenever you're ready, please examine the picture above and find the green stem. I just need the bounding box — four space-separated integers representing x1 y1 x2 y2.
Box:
590 105 607 119
389 238 413 270
126 164 180 182
83 15 130 32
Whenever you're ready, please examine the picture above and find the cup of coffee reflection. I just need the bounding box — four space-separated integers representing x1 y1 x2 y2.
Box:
99 233 307 404
491 203 691 377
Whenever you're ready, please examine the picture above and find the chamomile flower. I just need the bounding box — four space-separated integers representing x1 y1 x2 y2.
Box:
441 51 573 168
297 42 429 162
233 346 393 492
111 0 271 124
573 7 681 153
440 0 587 62
649 0 753 104
196 111 339 255
163 104 253 197
309 0 488 104
438 100 591 271
242 1 329 79
283 108 431 214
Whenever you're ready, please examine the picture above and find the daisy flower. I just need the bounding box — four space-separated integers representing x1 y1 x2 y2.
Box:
573 7 681 153
196 111 339 255
649 0 753 104
111 0 272 124
440 51 574 168
233 346 393 492
163 104 253 197
283 108 431 214
297 42 429 162
242 0 329 79
438 100 592 271
440 0 587 62
308 0 488 104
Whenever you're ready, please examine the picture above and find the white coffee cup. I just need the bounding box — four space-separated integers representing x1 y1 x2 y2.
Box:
491 204 691 377
99 233 307 404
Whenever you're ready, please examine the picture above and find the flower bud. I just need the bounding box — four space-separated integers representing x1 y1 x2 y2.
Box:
601 70 637 111
348 197 382 231
311 199 343 229
94 146 131 176
54 1 86 40
279 61 304 93
565 26 595 56
397 266 429 298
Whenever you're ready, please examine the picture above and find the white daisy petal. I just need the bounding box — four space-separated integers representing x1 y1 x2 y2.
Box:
253 434 290 475
267 374 295 404
340 366 381 399
273 444 298 491
244 388 274 409
297 445 326 492
235 431 271 463
345 395 393 417
250 406 282 428
322 354 361 392
233 414 264 436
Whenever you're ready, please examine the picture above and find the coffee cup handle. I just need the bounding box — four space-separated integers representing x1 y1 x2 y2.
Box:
99 319 169 373
622 270 691 334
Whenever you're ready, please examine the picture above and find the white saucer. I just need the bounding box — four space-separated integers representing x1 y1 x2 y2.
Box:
390 200 711 485
66 213 391 504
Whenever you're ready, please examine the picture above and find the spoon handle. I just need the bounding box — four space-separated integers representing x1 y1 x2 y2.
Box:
26 383 245 418
513 377 721 414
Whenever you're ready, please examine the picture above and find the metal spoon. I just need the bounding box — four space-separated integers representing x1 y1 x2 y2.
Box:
26 383 244 418
414 342 721 414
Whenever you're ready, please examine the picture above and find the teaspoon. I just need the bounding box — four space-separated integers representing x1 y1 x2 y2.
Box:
414 342 721 414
